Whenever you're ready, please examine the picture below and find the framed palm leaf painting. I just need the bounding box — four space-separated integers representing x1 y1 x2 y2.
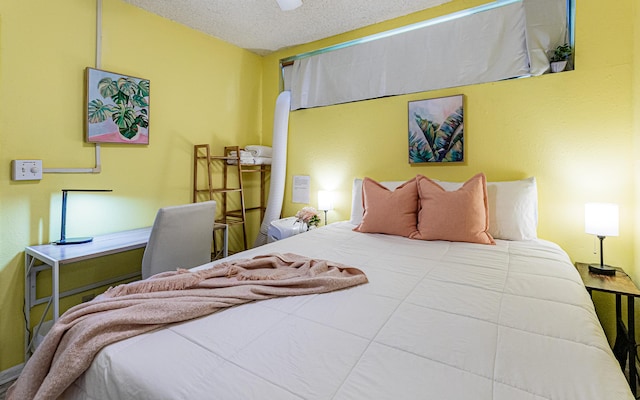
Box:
408 95 464 163
85 68 150 144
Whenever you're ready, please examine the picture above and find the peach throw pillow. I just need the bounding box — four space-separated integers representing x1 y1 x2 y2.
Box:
410 173 495 245
353 177 419 237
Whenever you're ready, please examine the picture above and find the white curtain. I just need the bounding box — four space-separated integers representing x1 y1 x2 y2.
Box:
524 0 568 75
289 0 567 110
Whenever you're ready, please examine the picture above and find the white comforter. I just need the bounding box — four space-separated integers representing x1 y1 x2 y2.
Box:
64 222 632 399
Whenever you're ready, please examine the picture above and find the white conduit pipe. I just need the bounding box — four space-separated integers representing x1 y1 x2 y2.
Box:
42 144 102 174
254 91 291 247
43 0 102 175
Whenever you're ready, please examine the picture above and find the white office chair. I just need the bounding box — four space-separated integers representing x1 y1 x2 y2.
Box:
141 201 216 280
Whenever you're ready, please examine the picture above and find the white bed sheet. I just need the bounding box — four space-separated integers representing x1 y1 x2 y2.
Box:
64 222 633 400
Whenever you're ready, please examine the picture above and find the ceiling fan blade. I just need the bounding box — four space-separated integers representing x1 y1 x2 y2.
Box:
275 0 302 11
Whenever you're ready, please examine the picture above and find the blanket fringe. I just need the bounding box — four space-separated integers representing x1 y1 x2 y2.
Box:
102 268 203 297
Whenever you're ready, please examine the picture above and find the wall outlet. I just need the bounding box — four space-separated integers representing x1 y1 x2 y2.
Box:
11 160 43 181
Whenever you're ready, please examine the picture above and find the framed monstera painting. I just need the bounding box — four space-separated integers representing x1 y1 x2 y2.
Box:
408 95 463 163
85 68 150 144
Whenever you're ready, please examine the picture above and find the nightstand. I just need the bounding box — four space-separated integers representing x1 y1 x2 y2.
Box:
575 262 640 395
267 217 307 242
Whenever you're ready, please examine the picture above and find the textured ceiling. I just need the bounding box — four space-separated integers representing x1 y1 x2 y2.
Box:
124 0 451 55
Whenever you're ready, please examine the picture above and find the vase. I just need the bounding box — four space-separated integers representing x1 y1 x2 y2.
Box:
550 61 567 73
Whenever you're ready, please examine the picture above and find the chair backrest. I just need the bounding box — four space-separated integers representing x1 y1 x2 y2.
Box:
141 201 216 279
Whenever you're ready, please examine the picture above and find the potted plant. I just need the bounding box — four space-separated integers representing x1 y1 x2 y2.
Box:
549 43 572 73
87 77 150 140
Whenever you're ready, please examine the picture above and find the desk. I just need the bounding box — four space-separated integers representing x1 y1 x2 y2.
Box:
24 227 151 358
575 262 640 396
24 224 228 359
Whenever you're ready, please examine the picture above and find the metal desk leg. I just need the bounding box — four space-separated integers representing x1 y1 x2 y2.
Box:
24 254 32 360
223 224 228 258
628 296 637 396
53 261 60 321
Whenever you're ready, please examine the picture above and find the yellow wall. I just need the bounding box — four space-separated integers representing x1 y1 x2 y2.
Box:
0 0 262 370
633 0 640 340
634 0 640 283
0 0 636 373
261 1 636 336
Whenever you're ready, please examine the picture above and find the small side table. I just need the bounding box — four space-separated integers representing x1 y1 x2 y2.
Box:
575 262 640 395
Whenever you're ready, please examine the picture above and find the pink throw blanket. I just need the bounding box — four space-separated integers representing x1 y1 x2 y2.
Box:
8 253 368 400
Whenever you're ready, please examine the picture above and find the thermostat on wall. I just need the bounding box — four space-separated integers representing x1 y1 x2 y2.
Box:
11 160 43 181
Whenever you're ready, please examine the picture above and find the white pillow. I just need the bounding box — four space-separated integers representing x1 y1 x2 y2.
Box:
350 176 538 240
432 177 538 241
349 178 408 225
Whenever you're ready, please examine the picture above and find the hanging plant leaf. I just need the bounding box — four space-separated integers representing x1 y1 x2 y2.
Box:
111 91 129 105
117 77 138 97
137 80 150 97
135 113 149 129
111 103 137 130
443 139 463 162
131 93 148 108
97 78 118 98
447 123 464 154
87 99 113 123
409 131 435 163
414 114 438 150
433 106 463 161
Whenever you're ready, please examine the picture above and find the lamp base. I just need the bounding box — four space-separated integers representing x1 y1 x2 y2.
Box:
54 237 93 245
588 264 616 276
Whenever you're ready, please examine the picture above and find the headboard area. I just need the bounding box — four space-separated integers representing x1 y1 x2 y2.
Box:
349 176 538 241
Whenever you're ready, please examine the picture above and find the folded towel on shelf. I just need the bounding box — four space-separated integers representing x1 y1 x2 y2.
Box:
252 157 272 165
227 157 272 166
244 145 273 158
227 151 272 165
227 158 257 165
228 150 253 158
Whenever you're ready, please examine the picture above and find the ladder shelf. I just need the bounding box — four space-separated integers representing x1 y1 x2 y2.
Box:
193 144 269 253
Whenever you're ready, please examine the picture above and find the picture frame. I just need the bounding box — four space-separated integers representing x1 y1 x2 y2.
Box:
408 94 464 163
85 67 150 144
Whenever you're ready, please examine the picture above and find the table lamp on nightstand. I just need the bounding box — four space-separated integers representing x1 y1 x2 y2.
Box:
584 202 619 275
318 190 334 225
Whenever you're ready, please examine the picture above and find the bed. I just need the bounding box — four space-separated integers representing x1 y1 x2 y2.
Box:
56 175 632 399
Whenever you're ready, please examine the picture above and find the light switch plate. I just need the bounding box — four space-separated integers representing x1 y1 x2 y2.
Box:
11 160 43 180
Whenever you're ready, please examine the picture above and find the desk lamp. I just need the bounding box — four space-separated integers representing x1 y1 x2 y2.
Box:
318 190 334 226
54 189 113 245
584 202 619 275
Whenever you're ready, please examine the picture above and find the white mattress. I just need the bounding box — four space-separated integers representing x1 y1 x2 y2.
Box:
64 222 633 399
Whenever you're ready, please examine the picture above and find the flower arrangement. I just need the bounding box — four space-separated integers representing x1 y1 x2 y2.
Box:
295 207 321 228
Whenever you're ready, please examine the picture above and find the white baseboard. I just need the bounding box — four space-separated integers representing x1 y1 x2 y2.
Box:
0 363 23 385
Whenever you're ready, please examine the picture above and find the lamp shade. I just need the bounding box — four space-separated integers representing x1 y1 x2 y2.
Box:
585 203 619 237
318 190 334 211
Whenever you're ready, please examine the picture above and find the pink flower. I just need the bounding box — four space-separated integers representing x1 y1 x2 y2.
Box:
295 207 319 224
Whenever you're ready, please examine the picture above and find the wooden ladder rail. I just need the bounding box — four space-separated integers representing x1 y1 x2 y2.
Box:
193 144 270 253
219 146 248 250
238 165 269 222
193 144 247 252
193 144 213 202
